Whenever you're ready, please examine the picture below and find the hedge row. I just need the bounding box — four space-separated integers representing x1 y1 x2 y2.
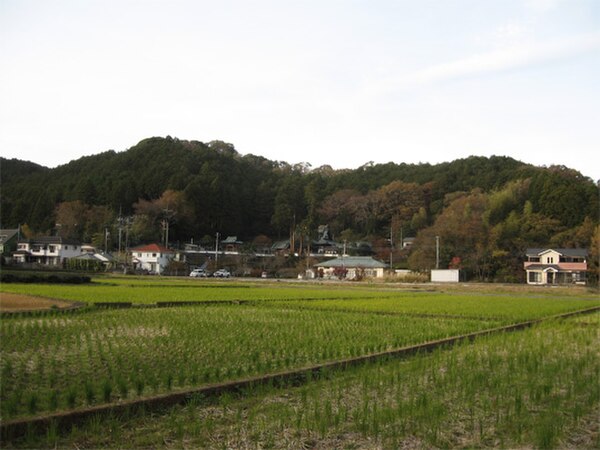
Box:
0 273 91 284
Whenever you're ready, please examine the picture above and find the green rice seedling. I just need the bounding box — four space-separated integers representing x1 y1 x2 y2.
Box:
84 381 95 405
134 377 145 396
5 393 20 416
102 378 113 403
66 387 77 409
48 389 59 411
164 373 173 391
26 392 38 415
117 376 128 399
45 420 59 448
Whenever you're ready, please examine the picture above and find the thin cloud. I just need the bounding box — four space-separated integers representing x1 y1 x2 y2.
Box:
369 31 600 96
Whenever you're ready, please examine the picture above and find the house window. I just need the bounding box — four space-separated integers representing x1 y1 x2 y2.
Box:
529 257 540 262
528 272 541 283
573 272 585 282
138 253 142 257
546 257 554 264
152 253 157 257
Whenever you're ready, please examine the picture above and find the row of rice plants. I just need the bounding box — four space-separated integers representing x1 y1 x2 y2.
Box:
279 294 599 322
0 282 400 305
9 317 597 449
24 318 593 449
0 304 500 420
284 319 599 449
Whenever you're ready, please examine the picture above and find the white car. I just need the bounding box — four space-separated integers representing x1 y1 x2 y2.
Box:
189 268 210 277
213 269 231 278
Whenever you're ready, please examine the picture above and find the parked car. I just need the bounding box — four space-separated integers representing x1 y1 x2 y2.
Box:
213 269 231 278
189 268 210 277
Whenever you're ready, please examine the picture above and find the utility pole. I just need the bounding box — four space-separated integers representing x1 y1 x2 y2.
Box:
389 223 394 269
400 226 403 251
215 232 220 267
435 235 440 269
124 218 130 264
162 204 174 248
117 207 123 258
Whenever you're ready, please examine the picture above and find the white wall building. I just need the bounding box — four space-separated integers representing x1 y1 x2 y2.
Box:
130 243 175 274
13 236 82 265
431 269 460 283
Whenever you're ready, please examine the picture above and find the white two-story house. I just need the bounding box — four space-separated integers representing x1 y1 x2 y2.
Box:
130 243 175 274
13 236 82 265
524 248 588 285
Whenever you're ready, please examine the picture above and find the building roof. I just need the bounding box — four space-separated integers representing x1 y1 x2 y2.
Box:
131 243 174 253
0 229 19 244
18 236 81 245
315 256 387 269
313 238 338 247
71 252 115 262
71 253 102 261
271 240 290 250
525 248 588 258
221 236 243 244
525 264 561 271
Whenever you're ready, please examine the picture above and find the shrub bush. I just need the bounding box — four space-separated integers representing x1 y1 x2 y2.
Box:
0 272 91 284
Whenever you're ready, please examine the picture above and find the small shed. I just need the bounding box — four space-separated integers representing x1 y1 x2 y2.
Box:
431 269 460 283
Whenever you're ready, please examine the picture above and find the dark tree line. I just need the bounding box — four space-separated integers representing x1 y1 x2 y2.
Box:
1 137 598 281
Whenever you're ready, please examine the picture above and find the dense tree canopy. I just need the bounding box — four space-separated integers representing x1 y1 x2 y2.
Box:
1 136 598 281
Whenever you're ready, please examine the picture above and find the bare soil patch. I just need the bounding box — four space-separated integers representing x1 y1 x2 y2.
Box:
0 293 75 312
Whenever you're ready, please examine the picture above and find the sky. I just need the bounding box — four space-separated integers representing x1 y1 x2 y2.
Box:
1 0 599 180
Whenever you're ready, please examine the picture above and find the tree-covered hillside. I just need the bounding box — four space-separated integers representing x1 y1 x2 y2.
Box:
2 136 598 281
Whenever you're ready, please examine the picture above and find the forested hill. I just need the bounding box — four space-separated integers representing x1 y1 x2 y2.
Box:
2 136 598 280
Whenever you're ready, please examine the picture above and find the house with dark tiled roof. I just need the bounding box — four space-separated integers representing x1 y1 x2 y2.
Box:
13 236 82 265
524 248 588 285
315 256 387 279
312 225 340 256
271 239 292 256
221 236 243 253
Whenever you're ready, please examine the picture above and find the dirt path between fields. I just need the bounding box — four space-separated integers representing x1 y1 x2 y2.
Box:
0 293 77 312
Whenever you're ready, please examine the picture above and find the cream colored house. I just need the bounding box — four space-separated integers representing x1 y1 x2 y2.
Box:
524 248 587 285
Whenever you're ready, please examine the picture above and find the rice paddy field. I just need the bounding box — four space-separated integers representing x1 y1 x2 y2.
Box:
1 276 598 448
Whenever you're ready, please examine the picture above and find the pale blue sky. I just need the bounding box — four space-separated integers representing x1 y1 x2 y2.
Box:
1 0 599 180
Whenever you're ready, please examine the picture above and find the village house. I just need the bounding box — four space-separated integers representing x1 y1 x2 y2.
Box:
69 245 115 271
130 243 175 274
315 256 387 279
524 248 588 285
312 225 340 256
13 236 82 265
221 236 243 253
